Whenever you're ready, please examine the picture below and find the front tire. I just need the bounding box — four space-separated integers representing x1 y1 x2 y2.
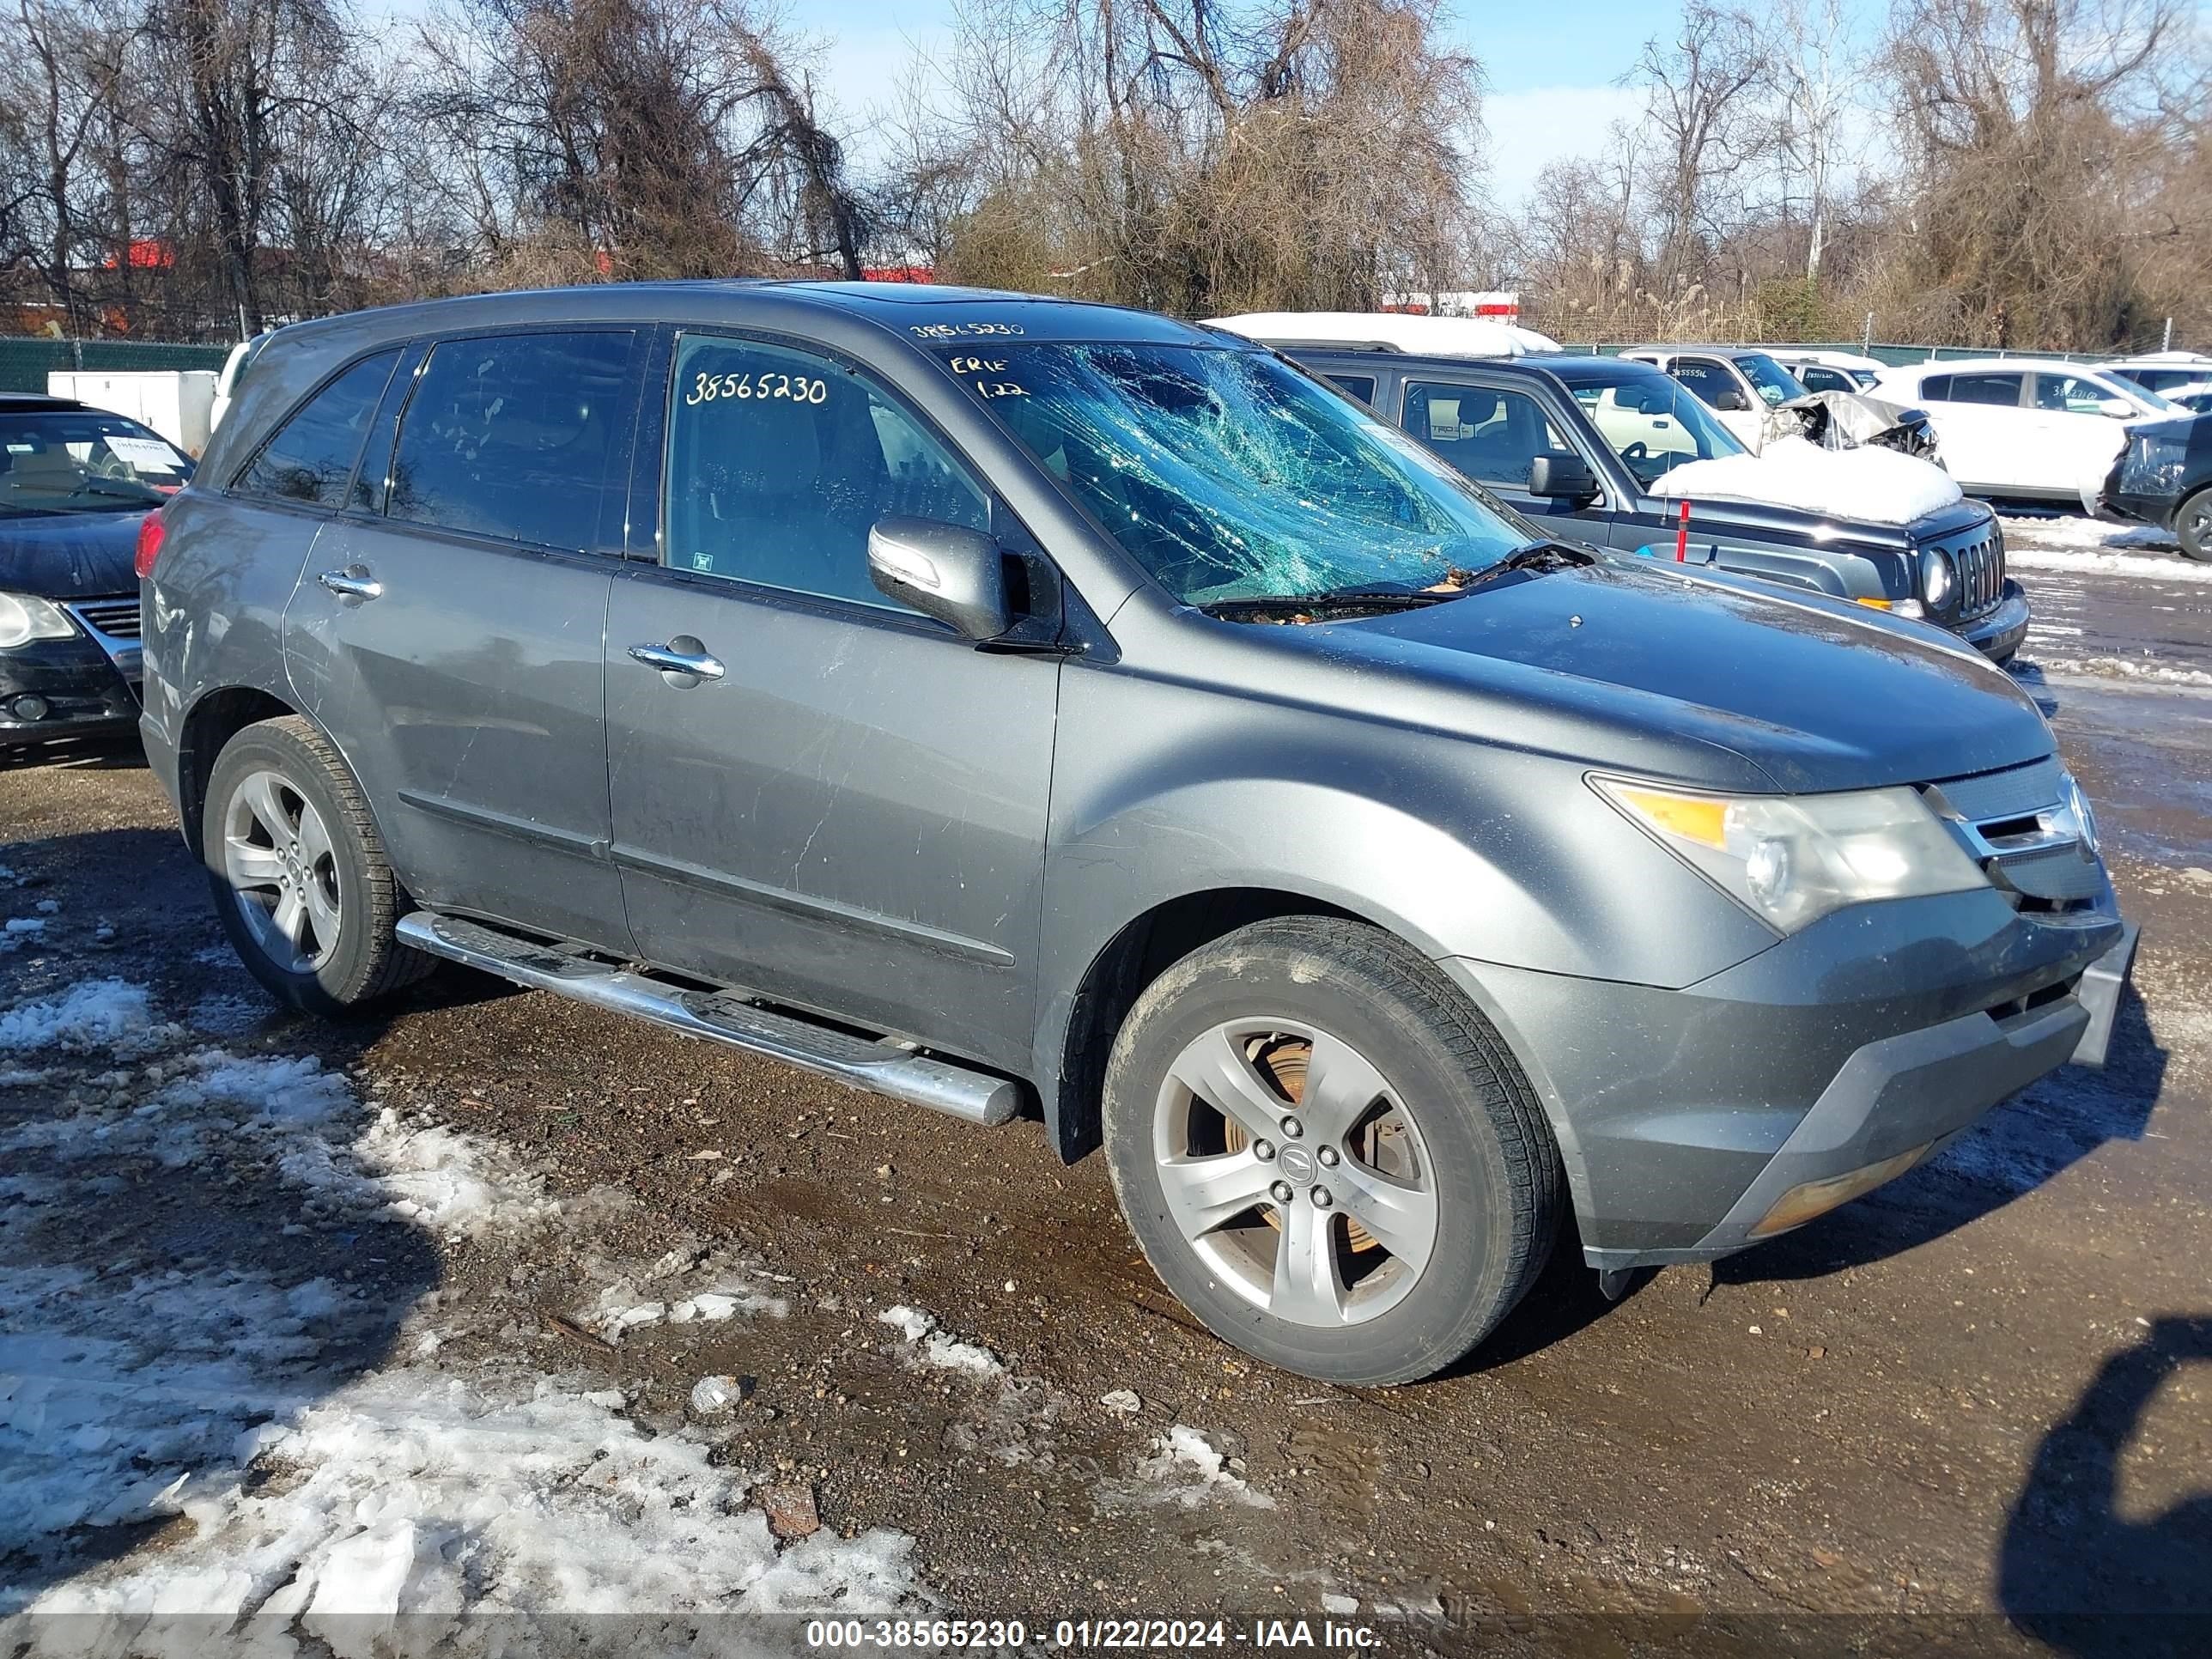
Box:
1103 916 1563 1384
202 715 430 1014
2178 488 2211 562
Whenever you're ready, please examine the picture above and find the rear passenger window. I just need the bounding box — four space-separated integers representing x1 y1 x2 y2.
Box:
1947 373 2022 406
234 350 400 507
1920 374 1952 399
387 331 635 550
662 334 989 612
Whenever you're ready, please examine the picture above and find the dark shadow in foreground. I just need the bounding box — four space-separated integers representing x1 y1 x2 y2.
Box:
1999 1316 2212 1659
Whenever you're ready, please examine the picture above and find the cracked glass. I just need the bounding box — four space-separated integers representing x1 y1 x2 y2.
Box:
935 343 1530 605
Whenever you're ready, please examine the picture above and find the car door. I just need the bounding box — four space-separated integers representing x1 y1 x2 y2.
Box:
1916 371 2025 493
1398 374 1611 534
286 326 645 951
1667 356 1765 451
2030 371 2136 505
603 329 1059 1073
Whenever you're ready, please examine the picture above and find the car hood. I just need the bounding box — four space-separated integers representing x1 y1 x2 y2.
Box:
0 508 145 599
1309 560 2052 793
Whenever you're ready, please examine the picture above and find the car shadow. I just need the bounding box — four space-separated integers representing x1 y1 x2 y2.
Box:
0 731 149 772
0 818 462 1612
1711 979 2166 1287
1998 1316 2212 1657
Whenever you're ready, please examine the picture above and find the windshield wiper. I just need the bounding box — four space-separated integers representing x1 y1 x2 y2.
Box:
1449 539 1599 591
1199 586 1459 617
61 477 161 506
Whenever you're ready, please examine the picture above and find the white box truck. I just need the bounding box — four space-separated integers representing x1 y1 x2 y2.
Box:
46 369 219 455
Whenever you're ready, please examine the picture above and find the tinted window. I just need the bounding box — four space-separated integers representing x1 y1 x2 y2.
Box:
235 350 399 507
387 332 634 550
1920 374 1952 399
1669 359 1737 405
1946 373 2023 407
1403 383 1575 486
1798 365 1853 393
1326 374 1377 405
664 334 988 611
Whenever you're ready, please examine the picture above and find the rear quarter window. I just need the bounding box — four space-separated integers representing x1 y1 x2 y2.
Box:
233 350 402 507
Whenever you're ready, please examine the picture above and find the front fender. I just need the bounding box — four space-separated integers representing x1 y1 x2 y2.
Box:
1031 664 1779 1151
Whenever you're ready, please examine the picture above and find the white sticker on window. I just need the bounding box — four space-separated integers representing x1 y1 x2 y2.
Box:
104 435 183 473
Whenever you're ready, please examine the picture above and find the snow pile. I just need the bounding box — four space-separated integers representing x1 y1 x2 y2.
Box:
0 978 155 1052
2025 653 2212 688
1651 434 1963 524
21 1373 920 1647
875 1305 1004 1380
1 987 926 1644
1104 1425 1276 1512
1999 513 2178 553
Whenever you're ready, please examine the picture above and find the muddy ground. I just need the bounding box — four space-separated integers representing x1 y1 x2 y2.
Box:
2 517 2207 1658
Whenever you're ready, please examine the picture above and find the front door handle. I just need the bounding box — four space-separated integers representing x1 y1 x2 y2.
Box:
318 567 383 604
628 641 726 683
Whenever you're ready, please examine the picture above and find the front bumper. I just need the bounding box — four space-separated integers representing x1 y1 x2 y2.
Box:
0 634 140 747
1444 886 2127 1269
1954 581 2030 659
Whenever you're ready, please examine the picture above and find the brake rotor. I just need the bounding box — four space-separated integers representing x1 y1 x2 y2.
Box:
1224 1035 1382 1253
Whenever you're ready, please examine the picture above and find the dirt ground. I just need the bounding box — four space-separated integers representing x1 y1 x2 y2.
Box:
2 517 2207 1658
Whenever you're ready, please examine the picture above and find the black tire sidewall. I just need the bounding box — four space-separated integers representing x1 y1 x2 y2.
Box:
2179 489 2212 562
202 725 384 1014
1103 932 1533 1384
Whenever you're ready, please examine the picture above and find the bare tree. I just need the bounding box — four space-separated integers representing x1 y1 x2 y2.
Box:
1629 0 1766 289
1759 0 1866 283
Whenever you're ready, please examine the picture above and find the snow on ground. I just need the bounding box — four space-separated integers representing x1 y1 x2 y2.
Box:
2001 514 2211 586
1101 1425 1275 1513
0 976 926 1653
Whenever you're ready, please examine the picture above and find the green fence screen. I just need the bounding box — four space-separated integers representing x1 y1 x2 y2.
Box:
0 336 232 393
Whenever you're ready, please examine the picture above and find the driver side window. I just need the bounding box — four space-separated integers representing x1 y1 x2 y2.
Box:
662 333 990 612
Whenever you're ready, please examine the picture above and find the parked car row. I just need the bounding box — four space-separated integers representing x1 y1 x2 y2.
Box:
117 281 2133 1385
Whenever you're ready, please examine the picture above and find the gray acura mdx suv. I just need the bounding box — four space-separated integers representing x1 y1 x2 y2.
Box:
139 283 2131 1384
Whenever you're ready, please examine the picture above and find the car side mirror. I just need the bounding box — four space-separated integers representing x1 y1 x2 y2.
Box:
1711 386 1752 412
1528 454 1598 500
2099 398 2136 419
868 517 1013 641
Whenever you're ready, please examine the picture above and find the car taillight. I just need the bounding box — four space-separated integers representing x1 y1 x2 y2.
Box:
134 509 165 580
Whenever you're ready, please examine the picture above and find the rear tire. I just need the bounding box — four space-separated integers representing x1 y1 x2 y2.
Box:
1102 915 1563 1384
202 715 431 1014
2178 488 2211 562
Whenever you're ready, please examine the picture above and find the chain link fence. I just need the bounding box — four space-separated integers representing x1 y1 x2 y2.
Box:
0 337 233 394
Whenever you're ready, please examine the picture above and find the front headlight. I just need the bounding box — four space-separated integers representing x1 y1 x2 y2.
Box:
1919 544 1956 610
1595 777 1989 933
0 592 77 650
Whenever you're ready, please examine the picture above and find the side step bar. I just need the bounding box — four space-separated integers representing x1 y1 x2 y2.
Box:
395 911 1021 1127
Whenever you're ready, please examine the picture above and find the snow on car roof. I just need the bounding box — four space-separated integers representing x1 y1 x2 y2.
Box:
1206 312 1563 358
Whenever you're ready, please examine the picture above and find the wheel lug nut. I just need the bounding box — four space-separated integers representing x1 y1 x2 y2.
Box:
1252 1139 1276 1162
1310 1186 1334 1209
1268 1180 1294 1205
1316 1146 1340 1167
1279 1116 1304 1139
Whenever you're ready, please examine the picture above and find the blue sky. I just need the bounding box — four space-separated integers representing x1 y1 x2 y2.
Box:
805 0 1656 205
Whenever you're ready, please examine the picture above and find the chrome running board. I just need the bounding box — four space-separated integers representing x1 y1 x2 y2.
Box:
396 910 1022 1127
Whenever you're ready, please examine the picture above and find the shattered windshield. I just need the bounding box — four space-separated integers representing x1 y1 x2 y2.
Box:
1565 371 1747 487
1735 354 1808 407
933 342 1528 605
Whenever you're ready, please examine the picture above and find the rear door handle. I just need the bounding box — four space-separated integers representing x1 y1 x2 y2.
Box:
318 568 383 604
628 641 726 682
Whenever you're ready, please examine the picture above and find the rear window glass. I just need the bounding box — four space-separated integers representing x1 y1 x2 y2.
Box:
1948 373 2023 406
1325 374 1377 405
234 350 400 507
387 332 635 550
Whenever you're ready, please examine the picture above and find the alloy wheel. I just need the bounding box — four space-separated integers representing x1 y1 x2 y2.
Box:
1152 1020 1440 1327
221 769 343 974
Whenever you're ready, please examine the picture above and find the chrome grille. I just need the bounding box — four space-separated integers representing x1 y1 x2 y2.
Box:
1924 757 2103 909
66 597 141 640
